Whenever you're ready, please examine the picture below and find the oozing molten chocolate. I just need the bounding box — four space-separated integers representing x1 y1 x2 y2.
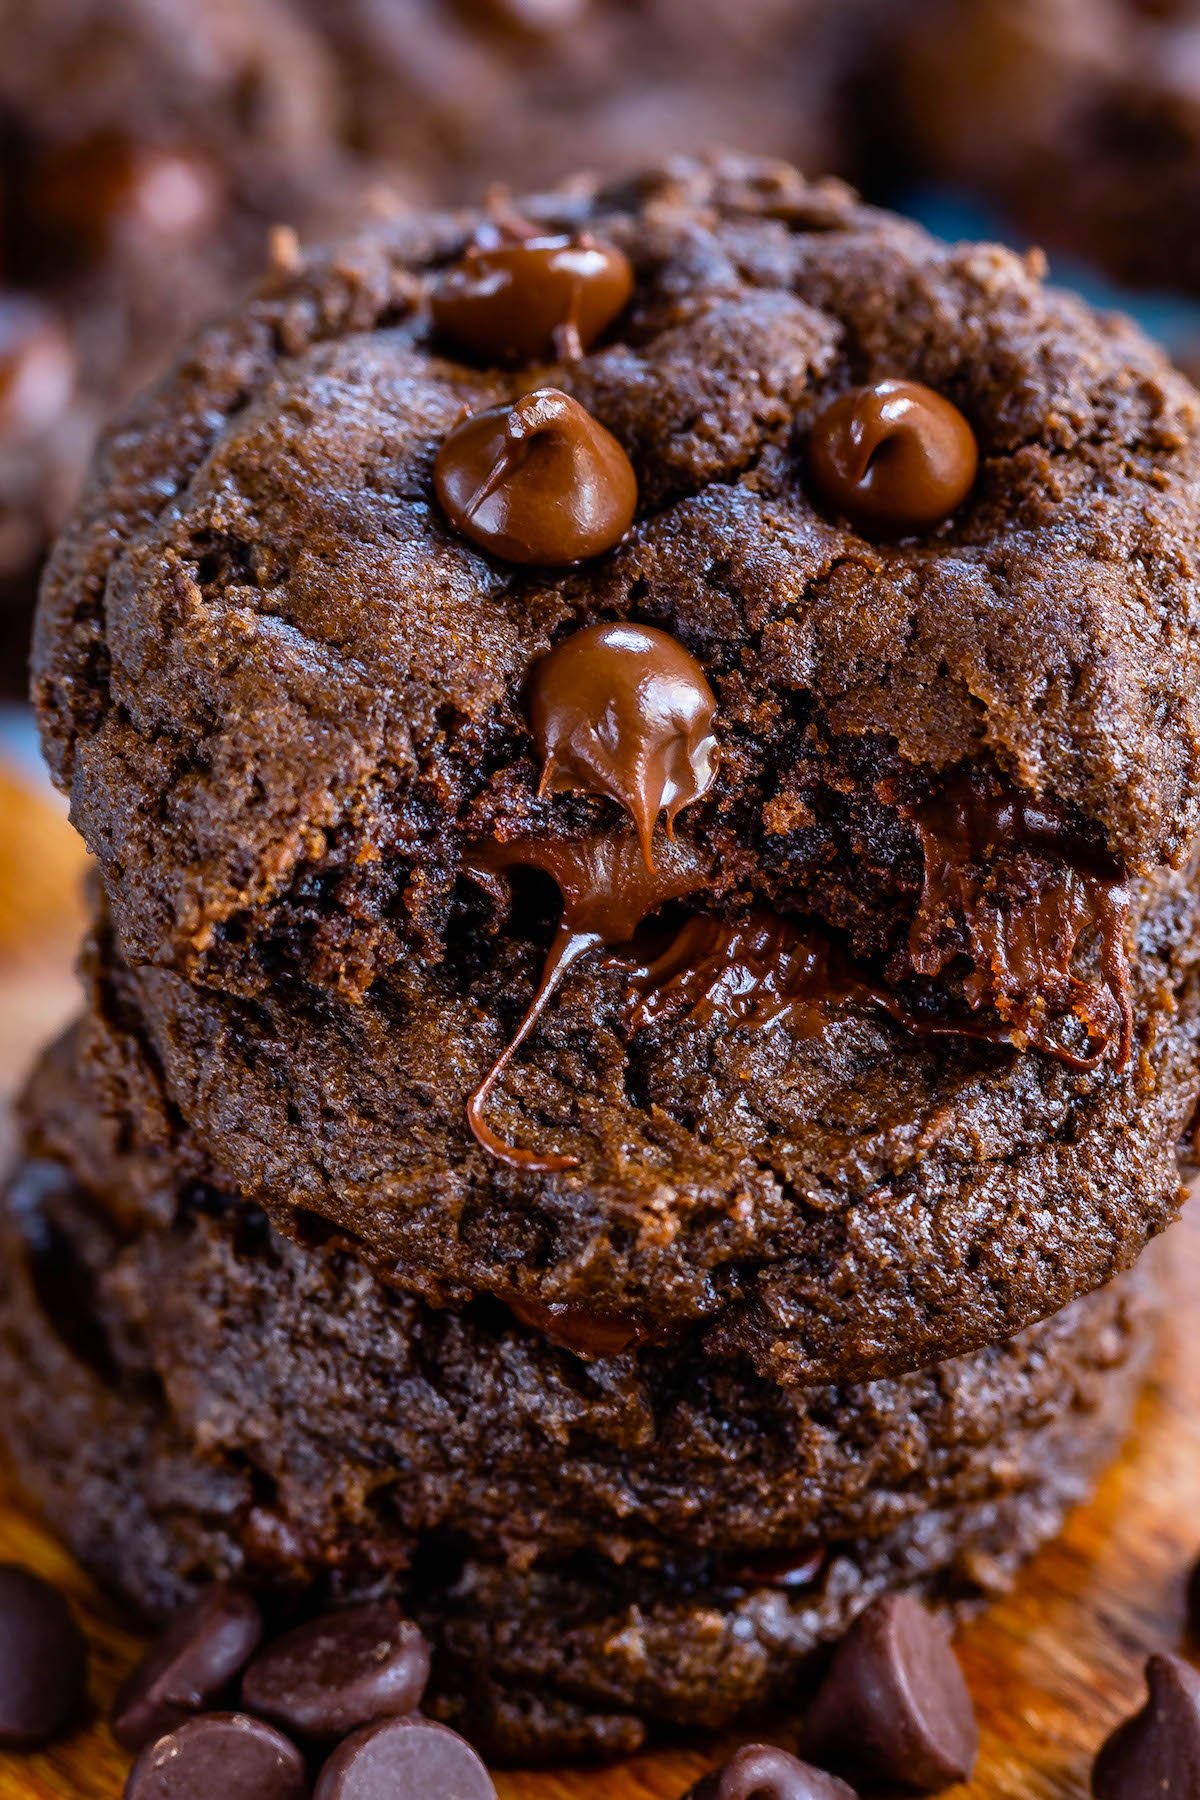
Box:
431 228 633 364
435 387 637 565
904 772 1132 1069
809 378 978 537
465 831 709 1170
528 622 718 870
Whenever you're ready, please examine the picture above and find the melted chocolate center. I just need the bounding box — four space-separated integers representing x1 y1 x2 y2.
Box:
528 621 718 870
465 831 709 1170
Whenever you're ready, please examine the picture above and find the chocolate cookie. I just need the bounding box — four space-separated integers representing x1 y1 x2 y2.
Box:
884 0 1200 295
0 1126 1157 1761
41 828 1200 1383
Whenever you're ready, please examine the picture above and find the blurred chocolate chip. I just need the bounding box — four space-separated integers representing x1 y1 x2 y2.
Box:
462 0 588 34
801 1593 978 1792
528 620 717 867
435 387 637 565
32 134 221 260
1093 1655 1200 1800
809 378 977 536
314 1716 496 1800
432 231 632 364
123 1712 307 1800
111 1585 263 1750
241 1599 429 1741
685 1743 858 1800
0 296 76 441
0 1563 87 1748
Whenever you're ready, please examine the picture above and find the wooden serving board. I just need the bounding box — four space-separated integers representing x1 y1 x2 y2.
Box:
0 755 1198 1800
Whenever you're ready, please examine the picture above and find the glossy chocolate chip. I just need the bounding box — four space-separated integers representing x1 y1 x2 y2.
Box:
241 1600 429 1741
432 232 632 364
0 1564 87 1748
435 387 636 565
508 1295 647 1356
111 1585 263 1750
685 1743 858 1800
1093 1655 1200 1800
528 620 718 867
313 1716 496 1800
801 1593 978 1792
123 1712 308 1800
0 297 76 440
809 379 977 536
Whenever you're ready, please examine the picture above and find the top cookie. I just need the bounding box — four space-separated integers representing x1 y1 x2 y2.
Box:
34 155 1200 1072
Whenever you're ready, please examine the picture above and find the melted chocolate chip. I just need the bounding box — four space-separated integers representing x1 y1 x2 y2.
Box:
0 297 76 440
685 1744 857 1800
432 232 632 364
809 379 977 536
1093 1655 1200 1800
529 621 718 869
508 1296 647 1356
241 1600 430 1741
124 1712 307 1800
314 1716 496 1800
0 1565 87 1748
111 1584 263 1751
801 1593 978 1793
465 830 708 1169
906 772 1132 1070
435 388 636 565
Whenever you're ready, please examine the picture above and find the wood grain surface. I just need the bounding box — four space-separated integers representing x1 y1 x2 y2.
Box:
0 756 1197 1800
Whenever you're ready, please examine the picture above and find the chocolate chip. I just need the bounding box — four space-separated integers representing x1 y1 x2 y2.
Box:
801 1593 978 1792
465 0 588 33
0 1564 87 1748
685 1743 858 1800
33 135 220 259
241 1600 429 1741
508 1295 647 1356
1093 1655 1200 1800
809 379 977 536
111 1585 263 1750
528 620 718 867
123 1712 308 1800
432 232 632 364
434 387 637 565
0 297 76 440
313 1716 496 1800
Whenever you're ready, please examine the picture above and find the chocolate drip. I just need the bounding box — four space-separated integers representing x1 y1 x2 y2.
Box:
466 831 708 1170
906 774 1132 1070
627 902 1131 1071
528 622 718 870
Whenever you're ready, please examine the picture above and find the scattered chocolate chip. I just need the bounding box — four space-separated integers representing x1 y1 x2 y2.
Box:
685 1743 858 1800
432 232 632 364
123 1712 307 1800
314 1716 496 1800
111 1584 264 1751
801 1593 978 1792
241 1600 429 1741
1093 1654 1200 1800
0 1563 87 1748
528 620 718 867
434 387 637 565
0 297 76 440
809 378 977 536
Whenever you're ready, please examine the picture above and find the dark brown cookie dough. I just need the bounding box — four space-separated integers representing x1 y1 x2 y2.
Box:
48 841 1200 1383
34 159 1200 1043
883 0 1200 296
0 1135 1157 1762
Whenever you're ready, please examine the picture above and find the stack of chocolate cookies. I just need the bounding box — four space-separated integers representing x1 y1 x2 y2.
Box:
5 155 1200 1764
